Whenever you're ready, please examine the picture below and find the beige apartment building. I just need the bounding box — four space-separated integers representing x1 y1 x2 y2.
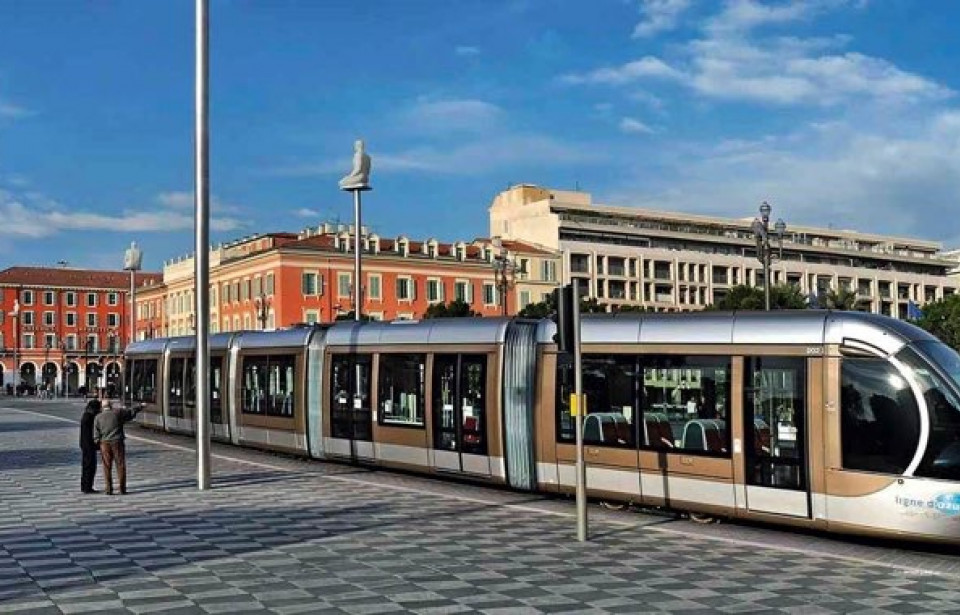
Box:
490 185 959 318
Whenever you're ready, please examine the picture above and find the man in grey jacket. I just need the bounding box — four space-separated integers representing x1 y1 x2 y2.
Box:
93 400 144 495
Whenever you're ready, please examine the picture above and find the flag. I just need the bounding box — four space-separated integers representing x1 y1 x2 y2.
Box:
907 300 923 320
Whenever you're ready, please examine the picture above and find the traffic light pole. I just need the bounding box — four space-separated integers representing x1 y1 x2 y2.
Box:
571 282 587 542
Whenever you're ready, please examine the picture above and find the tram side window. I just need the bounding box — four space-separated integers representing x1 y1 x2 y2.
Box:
897 346 960 480
169 358 185 418
132 360 157 403
841 358 920 475
582 355 637 447
642 356 730 455
183 358 197 412
124 361 135 399
242 355 296 417
210 359 223 423
556 355 575 442
379 354 426 427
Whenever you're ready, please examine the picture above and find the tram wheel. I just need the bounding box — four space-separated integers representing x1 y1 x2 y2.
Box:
688 512 719 524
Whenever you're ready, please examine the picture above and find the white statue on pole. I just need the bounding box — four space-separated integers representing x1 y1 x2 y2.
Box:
339 139 372 191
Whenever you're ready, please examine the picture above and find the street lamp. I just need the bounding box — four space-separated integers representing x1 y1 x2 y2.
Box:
751 201 787 311
123 241 143 346
491 240 519 316
11 298 19 394
254 293 271 330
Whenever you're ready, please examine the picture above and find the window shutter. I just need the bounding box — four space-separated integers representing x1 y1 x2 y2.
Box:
411 279 417 301
396 278 403 299
319 275 326 296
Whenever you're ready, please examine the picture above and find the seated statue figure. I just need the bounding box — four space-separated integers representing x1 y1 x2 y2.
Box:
339 139 372 190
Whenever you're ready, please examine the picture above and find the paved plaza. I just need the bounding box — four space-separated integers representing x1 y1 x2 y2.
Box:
2 399 960 614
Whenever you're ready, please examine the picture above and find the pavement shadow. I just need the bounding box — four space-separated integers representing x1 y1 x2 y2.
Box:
130 470 312 494
0 446 159 471
0 420 75 432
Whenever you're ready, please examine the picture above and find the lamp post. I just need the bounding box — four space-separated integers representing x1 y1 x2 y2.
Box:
750 202 787 311
492 242 518 316
12 299 19 395
124 242 143 346
254 293 270 330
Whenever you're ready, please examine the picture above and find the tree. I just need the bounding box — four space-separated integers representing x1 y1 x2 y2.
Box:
705 284 808 311
516 291 614 318
579 297 608 313
334 311 374 321
423 299 479 319
816 288 869 311
915 294 960 351
611 304 656 313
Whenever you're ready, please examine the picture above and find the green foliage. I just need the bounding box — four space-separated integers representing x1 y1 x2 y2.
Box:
334 311 374 321
705 284 808 311
815 288 870 311
914 294 960 351
579 297 608 313
516 291 615 317
423 299 479 319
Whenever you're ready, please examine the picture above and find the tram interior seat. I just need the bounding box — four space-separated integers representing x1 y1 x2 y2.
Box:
463 417 480 444
584 412 630 445
643 412 674 448
681 419 726 453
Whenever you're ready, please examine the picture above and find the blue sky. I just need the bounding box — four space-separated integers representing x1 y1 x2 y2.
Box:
2 0 960 270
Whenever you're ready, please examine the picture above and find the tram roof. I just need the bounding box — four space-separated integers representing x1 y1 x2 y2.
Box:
323 318 511 347
125 338 169 355
236 327 322 350
535 310 936 352
164 333 235 353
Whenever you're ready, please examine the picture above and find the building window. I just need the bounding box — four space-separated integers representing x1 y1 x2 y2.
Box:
86 335 98 351
87 313 97 327
43 311 55 326
241 354 296 417
252 277 262 298
520 290 531 307
23 334 35 349
21 290 33 306
302 272 318 295
43 291 54 306
455 281 471 303
108 293 118 306
222 317 230 332
483 283 495 305
65 335 76 350
222 283 230 304
266 273 275 295
86 293 97 307
243 315 251 329
45 334 56 349
378 354 426 427
541 260 557 282
65 292 76 307
338 273 351 298
233 282 240 303
242 279 250 301
368 274 382 300
22 311 34 326
305 310 319 324
108 313 119 327
426 279 444 303
396 277 413 301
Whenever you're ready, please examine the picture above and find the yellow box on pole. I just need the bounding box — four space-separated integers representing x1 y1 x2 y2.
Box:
570 393 586 417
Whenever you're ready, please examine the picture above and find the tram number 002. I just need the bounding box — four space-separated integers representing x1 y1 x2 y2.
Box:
806 346 824 355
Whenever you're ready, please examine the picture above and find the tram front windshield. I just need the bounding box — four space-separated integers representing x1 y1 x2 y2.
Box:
899 341 960 480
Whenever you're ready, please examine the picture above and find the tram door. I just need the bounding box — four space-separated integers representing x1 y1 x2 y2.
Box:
431 354 490 476
330 354 374 461
741 357 811 518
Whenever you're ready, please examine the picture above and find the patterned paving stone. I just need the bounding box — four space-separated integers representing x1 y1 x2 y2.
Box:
3 400 960 615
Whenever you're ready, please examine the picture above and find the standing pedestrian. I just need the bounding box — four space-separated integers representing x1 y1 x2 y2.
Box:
93 400 144 495
79 399 102 494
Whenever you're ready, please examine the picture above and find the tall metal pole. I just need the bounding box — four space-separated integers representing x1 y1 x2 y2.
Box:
572 281 587 541
129 269 135 346
763 244 771 311
12 311 18 394
195 0 211 490
354 190 362 322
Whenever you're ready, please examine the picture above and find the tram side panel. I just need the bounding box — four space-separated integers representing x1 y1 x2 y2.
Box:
128 354 164 430
533 346 561 494
233 348 309 455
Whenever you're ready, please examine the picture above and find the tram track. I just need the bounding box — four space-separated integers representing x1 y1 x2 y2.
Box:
6 401 960 580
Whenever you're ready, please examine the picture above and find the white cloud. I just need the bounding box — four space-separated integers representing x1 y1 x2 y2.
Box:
0 101 31 119
633 0 691 38
455 45 481 56
607 110 960 244
563 1 949 107
400 98 504 134
295 208 321 217
559 56 683 85
619 117 654 134
157 191 193 208
0 190 246 238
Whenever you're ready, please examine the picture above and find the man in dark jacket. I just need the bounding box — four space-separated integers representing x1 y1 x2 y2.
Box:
93 401 144 495
79 399 102 494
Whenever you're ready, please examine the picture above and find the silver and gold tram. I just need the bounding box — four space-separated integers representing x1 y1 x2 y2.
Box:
124 311 960 543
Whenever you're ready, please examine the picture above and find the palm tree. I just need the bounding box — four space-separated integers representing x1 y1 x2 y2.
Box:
818 288 869 311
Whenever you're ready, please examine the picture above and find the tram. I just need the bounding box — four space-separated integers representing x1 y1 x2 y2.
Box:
125 311 960 543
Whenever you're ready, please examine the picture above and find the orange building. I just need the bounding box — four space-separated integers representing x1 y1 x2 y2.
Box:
0 267 161 395
135 226 560 338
